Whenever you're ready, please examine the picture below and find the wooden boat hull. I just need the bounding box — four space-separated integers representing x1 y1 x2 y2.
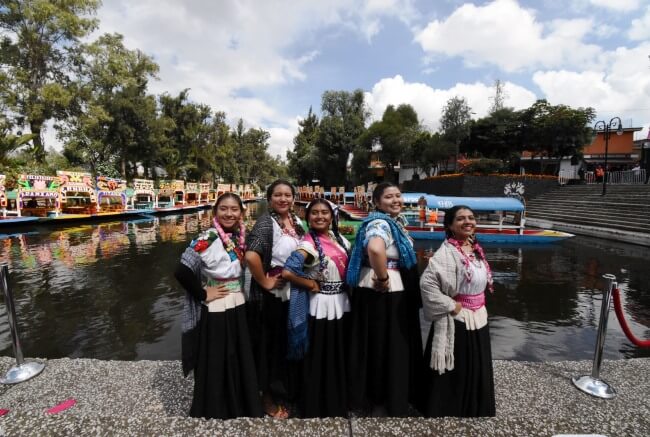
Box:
337 220 573 244
0 216 40 226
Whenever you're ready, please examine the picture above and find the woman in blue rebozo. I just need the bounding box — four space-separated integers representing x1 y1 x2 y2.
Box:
282 198 351 418
346 182 424 417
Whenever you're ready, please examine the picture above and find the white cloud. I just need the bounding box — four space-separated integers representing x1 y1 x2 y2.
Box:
94 0 418 155
532 41 650 137
364 75 537 131
629 6 650 40
589 0 641 12
414 0 602 72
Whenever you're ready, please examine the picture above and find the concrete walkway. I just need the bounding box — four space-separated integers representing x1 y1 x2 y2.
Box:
0 356 648 436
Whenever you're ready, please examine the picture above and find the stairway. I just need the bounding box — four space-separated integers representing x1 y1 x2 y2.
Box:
525 184 650 243
339 204 369 220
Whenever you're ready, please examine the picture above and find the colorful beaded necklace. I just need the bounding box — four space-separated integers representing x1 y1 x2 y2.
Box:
213 217 246 262
447 237 494 292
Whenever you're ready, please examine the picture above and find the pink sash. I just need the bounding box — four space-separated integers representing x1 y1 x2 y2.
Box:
454 292 485 310
304 234 348 279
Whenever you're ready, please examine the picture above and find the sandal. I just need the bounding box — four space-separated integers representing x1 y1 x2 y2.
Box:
265 404 289 419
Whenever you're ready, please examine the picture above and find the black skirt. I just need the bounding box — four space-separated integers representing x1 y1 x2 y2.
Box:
347 285 423 416
190 304 262 419
249 292 301 403
301 314 349 418
420 319 496 417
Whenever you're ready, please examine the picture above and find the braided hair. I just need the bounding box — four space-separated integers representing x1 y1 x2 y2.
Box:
305 198 348 254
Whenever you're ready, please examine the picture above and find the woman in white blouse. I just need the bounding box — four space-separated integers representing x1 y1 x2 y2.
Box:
175 193 261 419
282 199 351 418
245 180 305 418
419 205 496 417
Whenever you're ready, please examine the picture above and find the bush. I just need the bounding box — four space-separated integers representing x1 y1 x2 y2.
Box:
461 158 504 174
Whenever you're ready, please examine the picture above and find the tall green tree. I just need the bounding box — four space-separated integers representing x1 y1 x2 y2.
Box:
60 33 160 179
287 107 319 185
440 96 472 171
158 90 212 179
0 0 100 162
409 131 454 177
519 100 595 170
316 90 368 187
467 108 523 161
359 104 420 182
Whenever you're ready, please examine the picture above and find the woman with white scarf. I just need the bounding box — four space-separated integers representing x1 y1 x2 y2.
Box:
419 205 496 417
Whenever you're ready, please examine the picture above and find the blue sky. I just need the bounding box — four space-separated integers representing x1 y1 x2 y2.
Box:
89 0 650 157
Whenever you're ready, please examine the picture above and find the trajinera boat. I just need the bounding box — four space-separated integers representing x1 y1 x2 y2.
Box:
336 193 574 244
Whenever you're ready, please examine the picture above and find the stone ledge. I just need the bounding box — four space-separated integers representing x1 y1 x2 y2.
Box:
526 218 650 246
0 357 648 436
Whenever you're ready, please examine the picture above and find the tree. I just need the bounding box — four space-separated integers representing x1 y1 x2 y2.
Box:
409 131 454 177
467 108 523 161
60 33 160 179
358 104 420 182
287 107 319 185
519 100 595 172
0 0 100 162
315 90 368 187
440 96 472 171
158 90 212 179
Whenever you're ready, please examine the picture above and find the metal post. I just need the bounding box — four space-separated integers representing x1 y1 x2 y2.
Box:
572 273 617 399
602 127 609 196
0 263 45 384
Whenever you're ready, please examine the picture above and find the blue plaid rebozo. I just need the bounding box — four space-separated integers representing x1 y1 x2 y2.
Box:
346 212 417 287
285 251 310 360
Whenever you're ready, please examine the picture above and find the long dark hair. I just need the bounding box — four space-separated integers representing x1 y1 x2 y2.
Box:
444 204 483 257
212 192 245 232
266 179 295 201
213 192 244 213
305 198 347 252
372 182 400 212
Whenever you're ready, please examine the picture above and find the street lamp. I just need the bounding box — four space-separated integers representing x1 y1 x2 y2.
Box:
593 117 623 196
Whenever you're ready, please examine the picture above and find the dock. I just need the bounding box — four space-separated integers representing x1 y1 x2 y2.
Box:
0 356 648 436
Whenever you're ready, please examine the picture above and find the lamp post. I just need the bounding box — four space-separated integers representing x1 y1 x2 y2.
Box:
593 117 623 196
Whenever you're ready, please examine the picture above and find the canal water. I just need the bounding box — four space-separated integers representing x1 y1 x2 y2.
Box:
0 206 648 362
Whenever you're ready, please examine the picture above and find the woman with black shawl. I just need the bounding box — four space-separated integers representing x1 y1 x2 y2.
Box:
245 179 305 418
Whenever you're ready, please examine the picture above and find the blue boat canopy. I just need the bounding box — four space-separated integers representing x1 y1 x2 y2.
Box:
425 195 525 212
401 192 429 204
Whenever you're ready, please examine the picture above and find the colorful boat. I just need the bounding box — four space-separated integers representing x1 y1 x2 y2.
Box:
337 194 574 244
130 179 156 211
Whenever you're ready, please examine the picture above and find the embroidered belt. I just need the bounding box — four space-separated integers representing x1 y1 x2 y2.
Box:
207 277 242 293
454 292 485 310
319 281 346 295
362 258 400 270
386 258 400 270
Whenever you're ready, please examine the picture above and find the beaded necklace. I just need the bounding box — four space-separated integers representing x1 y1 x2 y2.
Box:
213 217 246 262
447 237 494 292
270 209 304 239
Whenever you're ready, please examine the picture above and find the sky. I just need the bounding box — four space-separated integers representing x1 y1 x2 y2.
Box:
87 0 650 158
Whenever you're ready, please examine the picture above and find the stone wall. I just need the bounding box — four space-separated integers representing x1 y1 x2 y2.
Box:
402 175 558 201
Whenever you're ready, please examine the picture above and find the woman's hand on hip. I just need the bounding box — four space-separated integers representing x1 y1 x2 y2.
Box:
205 285 230 302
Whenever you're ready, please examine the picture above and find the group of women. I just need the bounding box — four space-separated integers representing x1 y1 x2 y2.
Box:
175 179 496 420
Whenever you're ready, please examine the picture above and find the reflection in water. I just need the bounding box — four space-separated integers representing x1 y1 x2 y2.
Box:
0 207 648 363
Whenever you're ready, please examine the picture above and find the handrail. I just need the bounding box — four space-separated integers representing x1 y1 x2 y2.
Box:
612 287 650 348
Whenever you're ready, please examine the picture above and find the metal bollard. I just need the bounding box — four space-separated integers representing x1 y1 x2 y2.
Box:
572 273 617 399
0 263 45 384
